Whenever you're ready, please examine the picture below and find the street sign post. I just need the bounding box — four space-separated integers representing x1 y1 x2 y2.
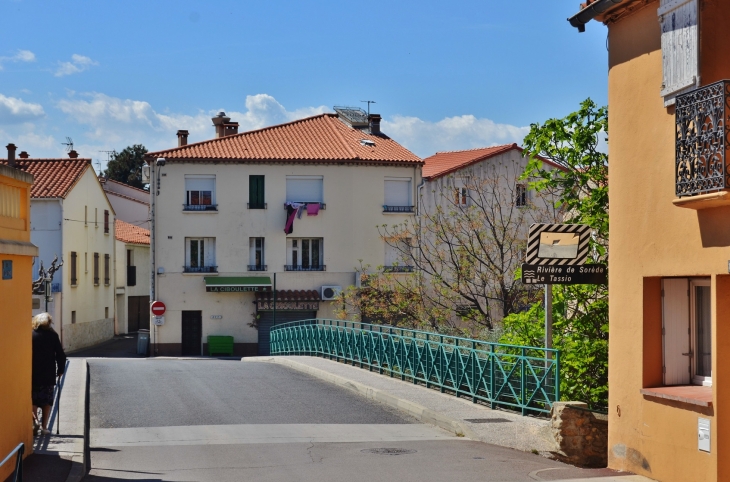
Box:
151 301 166 317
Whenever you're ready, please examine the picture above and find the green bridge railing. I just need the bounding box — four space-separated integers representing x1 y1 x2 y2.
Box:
270 319 560 415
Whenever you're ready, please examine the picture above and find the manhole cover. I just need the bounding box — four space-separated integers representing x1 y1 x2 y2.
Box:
464 418 512 424
361 448 417 456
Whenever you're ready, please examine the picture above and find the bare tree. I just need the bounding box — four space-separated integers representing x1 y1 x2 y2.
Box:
338 157 561 335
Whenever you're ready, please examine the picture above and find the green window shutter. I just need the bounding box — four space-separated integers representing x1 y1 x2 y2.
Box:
249 175 264 207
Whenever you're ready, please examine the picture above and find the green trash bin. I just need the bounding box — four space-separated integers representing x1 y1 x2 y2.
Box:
207 335 234 356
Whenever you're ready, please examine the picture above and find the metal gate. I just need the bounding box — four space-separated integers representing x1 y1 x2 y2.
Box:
127 296 150 333
257 311 317 356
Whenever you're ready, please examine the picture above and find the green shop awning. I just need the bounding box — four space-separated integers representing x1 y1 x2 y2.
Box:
205 277 272 293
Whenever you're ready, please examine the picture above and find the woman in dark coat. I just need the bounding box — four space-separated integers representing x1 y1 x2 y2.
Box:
32 312 66 435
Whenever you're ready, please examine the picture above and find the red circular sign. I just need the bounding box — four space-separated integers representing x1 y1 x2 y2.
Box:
150 301 166 316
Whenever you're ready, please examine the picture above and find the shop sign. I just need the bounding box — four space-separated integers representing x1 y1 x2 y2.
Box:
206 285 272 293
256 300 319 311
522 264 607 285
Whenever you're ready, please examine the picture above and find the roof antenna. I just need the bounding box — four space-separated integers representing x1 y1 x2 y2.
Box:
98 150 115 175
61 137 74 152
360 100 376 117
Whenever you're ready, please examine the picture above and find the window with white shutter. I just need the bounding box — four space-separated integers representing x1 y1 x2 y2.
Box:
659 0 698 104
662 278 691 386
384 178 412 212
286 176 323 203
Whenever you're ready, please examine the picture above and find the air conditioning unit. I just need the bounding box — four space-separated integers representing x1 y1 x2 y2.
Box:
321 285 342 301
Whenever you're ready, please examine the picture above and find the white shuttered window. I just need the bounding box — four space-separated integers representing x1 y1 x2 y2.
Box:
384 178 411 206
659 0 698 101
662 278 691 385
286 176 323 203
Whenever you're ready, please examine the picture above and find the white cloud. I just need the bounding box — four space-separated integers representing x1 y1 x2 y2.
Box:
383 114 529 158
54 54 98 77
0 49 36 70
0 94 45 124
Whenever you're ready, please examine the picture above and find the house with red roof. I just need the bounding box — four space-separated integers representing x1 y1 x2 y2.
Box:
2 144 116 352
144 108 422 356
115 219 150 334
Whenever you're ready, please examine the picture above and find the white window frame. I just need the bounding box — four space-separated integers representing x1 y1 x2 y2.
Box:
249 237 265 268
185 175 216 207
185 237 216 270
384 177 412 207
384 237 412 267
286 175 324 204
690 278 712 386
516 184 528 207
287 238 323 268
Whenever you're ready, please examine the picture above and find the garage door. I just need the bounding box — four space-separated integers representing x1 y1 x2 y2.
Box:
257 311 317 356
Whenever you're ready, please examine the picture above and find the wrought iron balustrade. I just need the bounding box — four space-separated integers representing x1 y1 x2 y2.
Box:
248 264 268 271
382 265 415 273
676 80 730 197
284 265 326 271
383 205 414 213
183 265 218 273
183 204 218 211
270 319 560 415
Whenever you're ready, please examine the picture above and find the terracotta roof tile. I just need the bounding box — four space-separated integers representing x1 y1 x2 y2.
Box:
115 219 150 245
147 114 422 164
422 144 520 179
0 158 90 198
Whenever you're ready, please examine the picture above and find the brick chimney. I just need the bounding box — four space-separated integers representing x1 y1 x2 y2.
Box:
19 151 29 159
177 130 189 147
212 111 231 138
369 114 382 136
68 150 79 159
6 143 16 167
224 122 239 136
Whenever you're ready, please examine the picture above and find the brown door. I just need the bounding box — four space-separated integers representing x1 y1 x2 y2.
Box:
128 296 151 333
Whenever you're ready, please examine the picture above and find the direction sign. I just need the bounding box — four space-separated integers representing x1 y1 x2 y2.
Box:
150 300 166 316
526 224 591 266
522 264 607 285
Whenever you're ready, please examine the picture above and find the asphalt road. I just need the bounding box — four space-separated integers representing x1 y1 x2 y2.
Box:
84 359 621 482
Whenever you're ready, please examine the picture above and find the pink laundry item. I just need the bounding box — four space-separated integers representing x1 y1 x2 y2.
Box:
306 203 320 216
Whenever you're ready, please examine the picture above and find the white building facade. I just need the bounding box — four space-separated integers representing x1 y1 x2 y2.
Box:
114 220 150 334
147 110 422 356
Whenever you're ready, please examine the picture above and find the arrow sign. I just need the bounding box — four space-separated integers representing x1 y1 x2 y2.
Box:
150 300 166 316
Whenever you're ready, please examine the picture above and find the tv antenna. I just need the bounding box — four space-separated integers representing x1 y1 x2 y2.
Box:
98 150 116 175
360 100 376 116
61 137 74 152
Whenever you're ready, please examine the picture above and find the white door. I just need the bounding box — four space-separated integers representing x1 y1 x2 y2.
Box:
663 278 691 385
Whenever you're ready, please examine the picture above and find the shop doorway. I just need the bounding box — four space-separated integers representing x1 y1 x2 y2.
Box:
182 310 203 356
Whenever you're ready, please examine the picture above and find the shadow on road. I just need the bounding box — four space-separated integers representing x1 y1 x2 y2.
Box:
67 335 142 358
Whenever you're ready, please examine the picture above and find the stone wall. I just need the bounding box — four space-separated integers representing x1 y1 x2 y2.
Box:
551 401 608 467
63 318 114 352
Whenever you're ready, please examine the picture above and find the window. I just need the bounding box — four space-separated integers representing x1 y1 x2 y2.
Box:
516 184 527 207
454 187 468 206
286 238 324 271
105 307 109 318
384 178 412 212
249 175 266 209
184 175 216 211
127 249 133 267
249 237 266 270
71 311 76 324
93 253 99 285
104 210 110 234
659 0 698 104
286 176 323 203
662 277 712 386
185 237 216 273
104 254 110 285
384 238 414 272
70 251 78 285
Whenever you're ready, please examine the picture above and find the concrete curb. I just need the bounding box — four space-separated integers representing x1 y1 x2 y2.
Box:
243 356 480 442
64 360 89 482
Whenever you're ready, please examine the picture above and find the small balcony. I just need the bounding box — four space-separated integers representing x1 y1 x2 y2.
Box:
382 266 415 273
183 265 218 273
247 264 268 271
676 80 730 198
183 204 218 212
285 265 326 272
383 205 414 213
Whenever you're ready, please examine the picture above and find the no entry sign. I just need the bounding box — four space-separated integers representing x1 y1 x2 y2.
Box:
150 300 166 316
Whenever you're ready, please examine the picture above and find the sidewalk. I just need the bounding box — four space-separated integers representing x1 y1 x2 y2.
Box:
22 358 87 482
244 356 655 482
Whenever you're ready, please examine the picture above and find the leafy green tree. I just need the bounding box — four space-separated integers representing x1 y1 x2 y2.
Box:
103 144 148 190
501 99 609 408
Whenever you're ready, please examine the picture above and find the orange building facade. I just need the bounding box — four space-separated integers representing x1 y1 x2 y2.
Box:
571 1 730 481
0 161 36 479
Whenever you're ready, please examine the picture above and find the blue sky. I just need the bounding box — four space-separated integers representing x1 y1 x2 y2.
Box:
0 0 607 169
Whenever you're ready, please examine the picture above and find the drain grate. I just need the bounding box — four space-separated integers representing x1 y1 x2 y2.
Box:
361 448 417 456
464 418 512 424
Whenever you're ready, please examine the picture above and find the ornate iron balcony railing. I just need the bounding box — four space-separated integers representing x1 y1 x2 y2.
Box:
383 205 414 213
183 204 218 211
676 80 730 197
382 266 415 272
270 319 560 415
183 266 218 273
284 265 326 271
247 264 268 271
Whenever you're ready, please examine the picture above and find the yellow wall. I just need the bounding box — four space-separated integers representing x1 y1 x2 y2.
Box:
607 1 730 480
0 166 35 480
